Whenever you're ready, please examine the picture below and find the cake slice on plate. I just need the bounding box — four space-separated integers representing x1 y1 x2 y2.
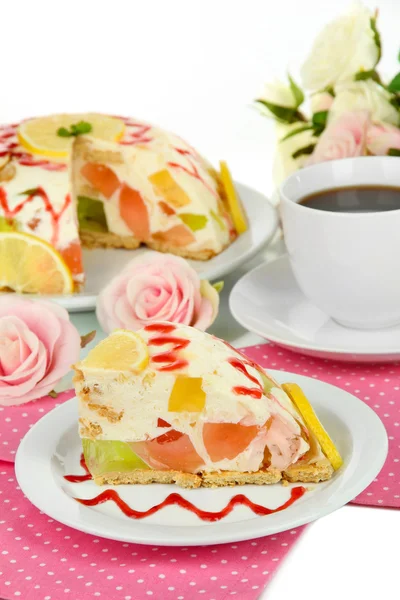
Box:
73 324 341 488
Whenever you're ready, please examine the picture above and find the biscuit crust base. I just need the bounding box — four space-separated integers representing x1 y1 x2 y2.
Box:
93 460 333 489
80 228 229 261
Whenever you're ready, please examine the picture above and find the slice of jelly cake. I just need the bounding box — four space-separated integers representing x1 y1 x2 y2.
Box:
73 324 339 488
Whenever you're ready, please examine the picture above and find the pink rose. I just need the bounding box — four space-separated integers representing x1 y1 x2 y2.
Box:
96 252 220 333
0 298 81 406
367 122 400 156
307 110 370 166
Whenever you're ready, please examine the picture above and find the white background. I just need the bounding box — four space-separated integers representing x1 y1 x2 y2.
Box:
2 1 400 599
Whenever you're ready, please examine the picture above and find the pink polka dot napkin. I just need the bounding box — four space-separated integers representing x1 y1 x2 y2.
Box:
0 390 74 462
242 343 399 508
0 460 305 600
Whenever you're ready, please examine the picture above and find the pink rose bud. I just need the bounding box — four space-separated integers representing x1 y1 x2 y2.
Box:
367 122 400 156
0 298 81 406
96 252 220 333
307 110 370 166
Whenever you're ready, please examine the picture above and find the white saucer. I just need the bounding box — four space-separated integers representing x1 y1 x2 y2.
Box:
230 255 400 363
15 371 387 546
22 182 278 313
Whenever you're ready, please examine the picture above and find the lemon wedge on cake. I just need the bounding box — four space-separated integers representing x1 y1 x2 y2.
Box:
18 114 125 160
219 160 248 234
81 330 149 373
282 383 343 470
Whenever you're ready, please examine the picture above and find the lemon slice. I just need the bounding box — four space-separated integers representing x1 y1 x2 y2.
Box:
0 231 74 294
219 160 248 234
18 113 125 160
282 383 343 470
82 330 149 373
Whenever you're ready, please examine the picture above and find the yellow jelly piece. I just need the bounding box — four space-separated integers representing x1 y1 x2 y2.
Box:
149 170 191 208
282 383 343 470
219 161 248 234
179 213 208 231
169 376 206 412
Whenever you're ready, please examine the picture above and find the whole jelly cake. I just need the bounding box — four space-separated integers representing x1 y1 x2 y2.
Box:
72 323 342 488
0 114 245 294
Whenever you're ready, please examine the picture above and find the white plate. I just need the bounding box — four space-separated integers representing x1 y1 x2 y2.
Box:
40 182 278 312
230 255 400 363
15 370 387 547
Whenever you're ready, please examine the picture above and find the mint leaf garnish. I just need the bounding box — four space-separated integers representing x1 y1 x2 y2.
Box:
57 121 93 138
19 188 40 196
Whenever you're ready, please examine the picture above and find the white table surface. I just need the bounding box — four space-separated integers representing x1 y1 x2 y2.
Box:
66 235 399 600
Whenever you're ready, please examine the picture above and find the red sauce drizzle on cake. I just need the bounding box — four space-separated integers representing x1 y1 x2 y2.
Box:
232 386 263 399
144 323 176 334
75 487 306 522
228 357 264 399
0 187 71 244
147 333 190 372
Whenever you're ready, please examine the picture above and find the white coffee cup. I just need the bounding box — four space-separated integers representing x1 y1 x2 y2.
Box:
279 156 400 330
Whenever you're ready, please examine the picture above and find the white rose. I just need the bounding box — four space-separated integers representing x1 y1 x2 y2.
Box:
301 3 379 92
329 80 399 126
257 79 302 121
273 122 316 186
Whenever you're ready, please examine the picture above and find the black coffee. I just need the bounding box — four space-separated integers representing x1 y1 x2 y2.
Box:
298 185 400 213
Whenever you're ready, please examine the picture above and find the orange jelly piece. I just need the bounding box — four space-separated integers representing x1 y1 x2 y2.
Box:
81 163 120 199
149 170 191 208
203 423 259 462
168 376 206 412
119 183 150 241
131 430 203 473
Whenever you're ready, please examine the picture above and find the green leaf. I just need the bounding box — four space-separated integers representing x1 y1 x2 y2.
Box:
312 111 328 127
48 390 58 399
280 125 314 142
57 121 93 138
390 96 400 110
288 74 304 108
354 69 380 83
255 99 305 124
292 144 315 160
213 281 224 293
388 148 400 156
81 330 96 348
57 127 71 137
398 48 400 63
370 16 381 64
388 73 400 93
19 188 40 196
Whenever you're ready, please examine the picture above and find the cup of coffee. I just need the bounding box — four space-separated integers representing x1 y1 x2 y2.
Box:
279 156 400 329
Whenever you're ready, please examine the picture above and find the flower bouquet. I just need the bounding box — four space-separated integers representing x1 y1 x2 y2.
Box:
256 2 400 186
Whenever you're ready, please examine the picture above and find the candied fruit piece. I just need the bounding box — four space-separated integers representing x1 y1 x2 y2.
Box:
82 439 149 477
119 183 150 240
203 423 259 462
168 376 206 412
131 430 203 473
149 169 191 207
80 163 120 199
179 213 208 231
152 224 195 247
77 195 108 232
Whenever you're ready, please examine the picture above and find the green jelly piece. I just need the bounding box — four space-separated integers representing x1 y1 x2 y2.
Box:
179 213 208 231
77 195 108 232
82 439 149 476
210 209 226 231
259 371 276 395
0 216 16 232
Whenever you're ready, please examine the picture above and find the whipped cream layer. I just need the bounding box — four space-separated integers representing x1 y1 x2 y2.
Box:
75 323 315 473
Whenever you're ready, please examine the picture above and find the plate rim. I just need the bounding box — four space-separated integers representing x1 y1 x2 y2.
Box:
229 255 400 358
15 370 388 546
7 181 278 313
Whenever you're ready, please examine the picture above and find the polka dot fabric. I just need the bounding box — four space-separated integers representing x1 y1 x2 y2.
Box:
0 461 304 600
0 390 74 462
242 343 398 508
